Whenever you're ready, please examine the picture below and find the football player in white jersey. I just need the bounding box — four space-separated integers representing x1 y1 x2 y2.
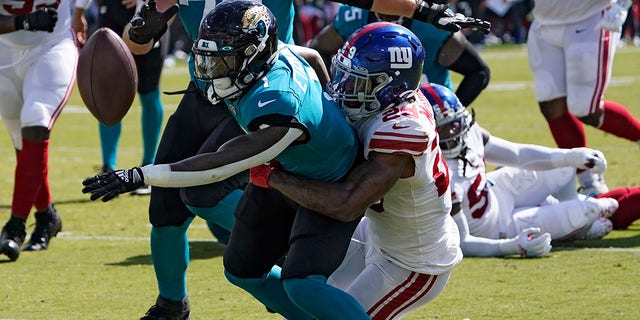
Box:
527 0 640 197
0 0 87 261
251 22 462 319
421 83 620 258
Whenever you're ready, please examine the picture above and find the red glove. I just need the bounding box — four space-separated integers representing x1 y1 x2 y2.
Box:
250 164 278 188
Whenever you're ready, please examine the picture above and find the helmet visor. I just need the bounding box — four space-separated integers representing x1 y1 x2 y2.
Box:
193 53 238 80
329 62 375 109
436 116 468 157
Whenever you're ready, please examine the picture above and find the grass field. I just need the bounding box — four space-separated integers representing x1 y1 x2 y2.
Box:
1 44 640 319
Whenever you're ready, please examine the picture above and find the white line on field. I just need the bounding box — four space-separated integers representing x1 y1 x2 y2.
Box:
53 232 640 252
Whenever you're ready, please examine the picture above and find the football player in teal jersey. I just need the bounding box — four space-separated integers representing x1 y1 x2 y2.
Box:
310 4 490 107
84 1 372 319
110 0 299 318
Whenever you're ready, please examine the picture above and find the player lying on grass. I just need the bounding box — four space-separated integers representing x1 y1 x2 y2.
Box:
420 83 619 258
250 22 462 319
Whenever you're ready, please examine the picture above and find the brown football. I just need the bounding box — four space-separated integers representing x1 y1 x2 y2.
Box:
77 27 137 126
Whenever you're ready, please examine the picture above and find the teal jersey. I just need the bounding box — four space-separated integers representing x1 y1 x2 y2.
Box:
333 4 453 90
226 44 357 181
177 0 295 80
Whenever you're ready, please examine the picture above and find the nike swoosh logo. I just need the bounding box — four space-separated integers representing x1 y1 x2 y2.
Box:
392 123 410 129
575 28 586 34
257 99 276 108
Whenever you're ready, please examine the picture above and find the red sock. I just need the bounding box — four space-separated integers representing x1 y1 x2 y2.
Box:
11 139 49 219
35 174 51 212
546 112 587 148
599 101 640 142
598 186 640 230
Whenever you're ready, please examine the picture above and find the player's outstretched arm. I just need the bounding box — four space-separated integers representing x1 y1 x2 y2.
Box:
83 126 303 202
122 0 179 55
264 152 412 222
483 131 607 173
453 211 552 258
336 0 490 33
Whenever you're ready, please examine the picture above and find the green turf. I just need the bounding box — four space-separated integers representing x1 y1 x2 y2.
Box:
0 44 639 319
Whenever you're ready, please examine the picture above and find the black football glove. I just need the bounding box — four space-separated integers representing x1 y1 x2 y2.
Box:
128 0 179 45
14 7 58 32
82 168 145 202
413 0 491 34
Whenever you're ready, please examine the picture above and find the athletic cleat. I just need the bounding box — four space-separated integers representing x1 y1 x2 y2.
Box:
1 217 26 261
589 197 619 218
130 185 152 196
584 217 613 240
140 295 191 320
23 204 63 251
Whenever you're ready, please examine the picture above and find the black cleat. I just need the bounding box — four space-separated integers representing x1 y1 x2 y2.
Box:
23 204 62 251
1 216 26 261
140 295 191 320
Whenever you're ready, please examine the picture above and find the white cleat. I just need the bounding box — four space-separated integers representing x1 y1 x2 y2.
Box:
585 197 619 218
584 217 613 240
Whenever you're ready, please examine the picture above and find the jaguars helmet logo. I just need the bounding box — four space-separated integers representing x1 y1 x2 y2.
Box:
241 6 272 38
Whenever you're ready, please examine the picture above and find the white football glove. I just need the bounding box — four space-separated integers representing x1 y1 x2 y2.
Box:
595 1 631 32
564 147 607 174
515 227 552 258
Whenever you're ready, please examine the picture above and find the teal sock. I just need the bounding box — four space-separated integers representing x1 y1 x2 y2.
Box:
99 121 121 170
224 266 312 320
185 189 242 232
139 89 163 165
283 275 369 319
151 217 193 302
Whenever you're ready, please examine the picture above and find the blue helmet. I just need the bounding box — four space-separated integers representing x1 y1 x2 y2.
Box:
328 22 425 121
192 0 279 103
420 83 474 158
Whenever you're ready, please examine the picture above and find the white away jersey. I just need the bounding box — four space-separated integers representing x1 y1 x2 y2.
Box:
447 124 503 239
0 0 71 47
352 92 462 275
532 0 611 26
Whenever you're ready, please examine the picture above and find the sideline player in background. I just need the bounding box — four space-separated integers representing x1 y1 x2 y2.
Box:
527 0 640 196
93 0 166 196
0 0 87 261
83 2 372 318
421 83 619 258
310 4 491 107
252 22 462 318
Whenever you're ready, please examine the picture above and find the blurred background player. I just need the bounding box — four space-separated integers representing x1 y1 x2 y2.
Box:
310 4 491 107
0 0 87 261
527 0 640 196
92 0 167 196
421 83 619 258
255 22 462 318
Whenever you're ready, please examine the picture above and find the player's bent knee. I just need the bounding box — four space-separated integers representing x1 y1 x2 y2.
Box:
577 111 602 127
538 98 568 119
282 276 326 305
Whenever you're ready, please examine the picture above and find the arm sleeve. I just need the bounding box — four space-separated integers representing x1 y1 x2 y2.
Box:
483 135 570 170
141 127 302 187
453 212 519 257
